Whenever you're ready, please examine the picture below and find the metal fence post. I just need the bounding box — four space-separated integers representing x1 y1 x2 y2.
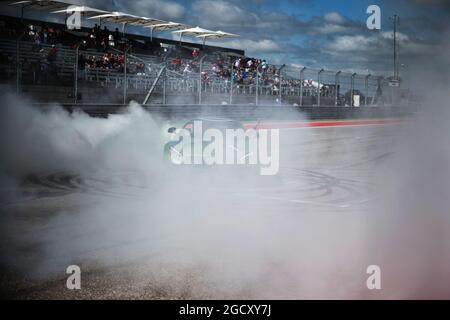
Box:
163 61 167 104
278 64 285 104
199 54 208 105
373 76 384 106
256 64 263 105
317 68 324 106
16 37 20 94
74 43 81 103
365 74 371 106
123 45 131 105
299 67 306 106
16 33 25 94
229 60 233 104
123 49 126 105
335 71 341 106
350 72 357 107
279 68 282 104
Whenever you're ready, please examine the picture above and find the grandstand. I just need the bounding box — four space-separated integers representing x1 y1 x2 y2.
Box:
0 0 409 106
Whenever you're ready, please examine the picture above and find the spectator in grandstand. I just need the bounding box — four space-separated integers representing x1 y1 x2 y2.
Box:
183 63 193 77
113 28 120 47
27 24 36 39
192 48 200 59
102 26 110 51
202 70 209 80
78 39 88 51
212 64 220 76
94 24 102 51
32 32 42 52
234 57 241 69
102 52 110 68
47 44 58 63
172 56 182 71
108 34 115 48
221 67 231 79
260 60 268 71
103 26 110 39
88 27 96 48
42 26 48 44
47 26 58 45
136 63 146 75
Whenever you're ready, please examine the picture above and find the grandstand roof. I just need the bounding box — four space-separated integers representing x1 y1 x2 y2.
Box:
197 30 239 39
172 26 217 36
51 6 109 17
144 21 191 31
144 21 192 41
130 17 167 27
10 0 70 11
88 11 142 24
8 0 240 45
181 28 239 45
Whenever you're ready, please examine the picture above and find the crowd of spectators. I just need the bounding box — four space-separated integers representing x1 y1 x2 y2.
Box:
27 23 63 48
164 52 329 93
209 56 337 92
27 22 123 52
7 45 61 85
83 24 122 52
208 56 290 91
232 57 267 84
78 52 147 77
166 48 203 74
3 19 123 52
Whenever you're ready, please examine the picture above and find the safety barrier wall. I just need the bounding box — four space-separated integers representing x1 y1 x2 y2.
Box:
35 103 418 121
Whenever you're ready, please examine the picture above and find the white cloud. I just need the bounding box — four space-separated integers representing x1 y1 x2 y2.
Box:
87 0 186 19
192 0 246 24
326 35 375 52
324 12 346 25
381 31 410 41
314 23 352 35
308 12 356 35
221 39 281 53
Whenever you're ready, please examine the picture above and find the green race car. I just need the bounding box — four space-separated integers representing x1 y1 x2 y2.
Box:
163 117 251 165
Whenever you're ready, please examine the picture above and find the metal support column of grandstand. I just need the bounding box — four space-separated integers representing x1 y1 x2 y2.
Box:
199 54 208 105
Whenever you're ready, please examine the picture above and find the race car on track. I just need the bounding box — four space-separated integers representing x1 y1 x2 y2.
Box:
164 118 246 163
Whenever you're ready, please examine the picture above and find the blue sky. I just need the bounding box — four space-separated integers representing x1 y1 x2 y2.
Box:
1 0 449 77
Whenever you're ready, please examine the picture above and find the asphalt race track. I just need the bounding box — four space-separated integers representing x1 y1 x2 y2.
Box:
0 124 412 299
